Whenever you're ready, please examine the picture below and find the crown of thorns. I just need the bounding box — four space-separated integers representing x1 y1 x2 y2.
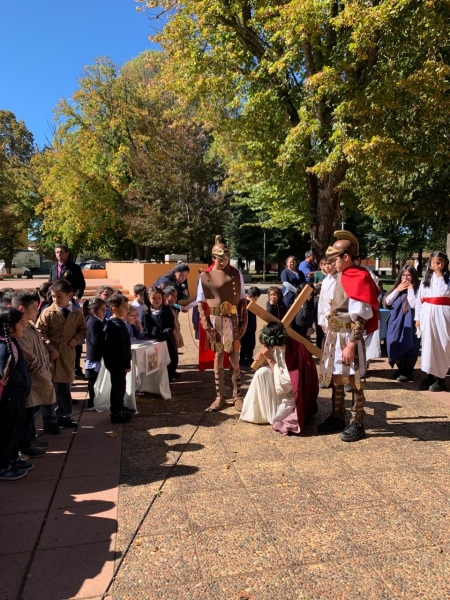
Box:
260 326 287 348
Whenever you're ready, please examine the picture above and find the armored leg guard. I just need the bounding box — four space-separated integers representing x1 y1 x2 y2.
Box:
332 384 346 420
350 387 365 425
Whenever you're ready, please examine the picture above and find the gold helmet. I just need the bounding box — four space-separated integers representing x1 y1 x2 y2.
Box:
211 235 230 260
325 230 359 259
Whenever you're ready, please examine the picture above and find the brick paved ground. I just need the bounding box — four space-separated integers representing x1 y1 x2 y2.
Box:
2 298 450 599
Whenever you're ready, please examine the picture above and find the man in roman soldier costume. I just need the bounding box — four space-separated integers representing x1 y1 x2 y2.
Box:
318 231 379 442
197 236 248 412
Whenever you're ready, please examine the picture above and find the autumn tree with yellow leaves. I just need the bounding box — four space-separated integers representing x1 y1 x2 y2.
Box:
139 0 450 256
34 52 227 260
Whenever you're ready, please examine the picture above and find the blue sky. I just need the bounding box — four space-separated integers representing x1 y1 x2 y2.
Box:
0 1 161 148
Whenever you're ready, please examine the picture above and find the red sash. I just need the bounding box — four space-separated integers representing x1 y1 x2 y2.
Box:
422 297 450 305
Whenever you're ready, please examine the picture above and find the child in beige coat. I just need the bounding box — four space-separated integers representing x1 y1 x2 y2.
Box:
12 291 57 452
36 280 87 429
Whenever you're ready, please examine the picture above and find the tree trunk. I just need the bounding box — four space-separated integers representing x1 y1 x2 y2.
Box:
144 246 152 261
4 253 13 274
447 227 450 259
391 247 397 279
136 244 144 260
417 249 423 277
308 167 346 258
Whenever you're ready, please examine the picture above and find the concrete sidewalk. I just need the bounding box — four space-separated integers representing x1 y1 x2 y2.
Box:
2 310 450 599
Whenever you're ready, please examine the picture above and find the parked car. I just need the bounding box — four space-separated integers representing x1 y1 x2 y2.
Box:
0 263 32 278
81 263 105 270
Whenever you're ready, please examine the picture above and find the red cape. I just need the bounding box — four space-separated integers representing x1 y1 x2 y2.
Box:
340 266 379 334
198 264 230 371
272 338 319 435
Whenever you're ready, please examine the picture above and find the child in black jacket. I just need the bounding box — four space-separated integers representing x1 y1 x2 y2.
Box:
266 286 287 320
240 286 261 366
83 298 107 410
103 294 133 423
0 308 32 481
143 286 178 382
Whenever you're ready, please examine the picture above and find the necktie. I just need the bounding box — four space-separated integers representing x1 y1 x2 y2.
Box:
62 307 70 319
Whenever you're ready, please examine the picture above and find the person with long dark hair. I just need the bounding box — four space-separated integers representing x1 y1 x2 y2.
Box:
384 266 420 382
239 321 318 434
155 262 190 303
0 308 32 480
415 251 450 392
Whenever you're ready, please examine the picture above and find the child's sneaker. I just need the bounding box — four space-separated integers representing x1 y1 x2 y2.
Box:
0 465 28 481
33 439 50 449
14 459 34 471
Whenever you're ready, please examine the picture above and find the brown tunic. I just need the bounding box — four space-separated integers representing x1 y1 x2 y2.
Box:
199 266 242 307
199 266 246 353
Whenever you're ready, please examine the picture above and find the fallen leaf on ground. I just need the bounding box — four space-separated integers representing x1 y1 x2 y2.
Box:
106 432 118 438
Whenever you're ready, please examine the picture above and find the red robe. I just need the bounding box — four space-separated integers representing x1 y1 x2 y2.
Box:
272 338 319 435
340 266 379 334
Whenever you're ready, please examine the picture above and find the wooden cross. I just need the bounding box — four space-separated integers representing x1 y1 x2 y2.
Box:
248 285 321 369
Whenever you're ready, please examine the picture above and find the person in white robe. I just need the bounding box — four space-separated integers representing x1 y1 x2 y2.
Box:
415 251 450 392
240 323 295 426
317 262 338 389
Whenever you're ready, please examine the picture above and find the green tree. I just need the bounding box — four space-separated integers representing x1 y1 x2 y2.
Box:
0 111 36 270
34 53 228 260
142 0 450 256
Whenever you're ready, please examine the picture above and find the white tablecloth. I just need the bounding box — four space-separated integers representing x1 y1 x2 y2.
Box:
94 340 171 412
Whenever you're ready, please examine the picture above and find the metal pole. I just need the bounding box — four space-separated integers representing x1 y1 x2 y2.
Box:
263 230 266 283
340 202 345 230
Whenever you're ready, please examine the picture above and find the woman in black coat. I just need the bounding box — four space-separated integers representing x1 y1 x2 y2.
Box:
155 262 190 303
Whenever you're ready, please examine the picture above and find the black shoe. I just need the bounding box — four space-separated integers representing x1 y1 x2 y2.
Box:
317 415 346 433
43 424 61 435
419 374 435 390
340 422 365 442
57 418 78 428
19 445 46 458
397 374 413 382
393 369 400 379
429 378 445 392
121 405 135 414
344 384 353 393
72 400 79 405
111 411 133 423
33 439 50 449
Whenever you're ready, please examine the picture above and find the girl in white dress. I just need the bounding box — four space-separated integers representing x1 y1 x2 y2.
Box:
240 323 296 425
415 251 450 392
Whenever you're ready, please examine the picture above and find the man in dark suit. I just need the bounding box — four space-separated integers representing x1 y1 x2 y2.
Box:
49 245 86 302
49 244 86 378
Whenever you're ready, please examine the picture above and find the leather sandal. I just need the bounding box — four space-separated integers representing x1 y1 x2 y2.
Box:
206 397 227 411
233 397 243 413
